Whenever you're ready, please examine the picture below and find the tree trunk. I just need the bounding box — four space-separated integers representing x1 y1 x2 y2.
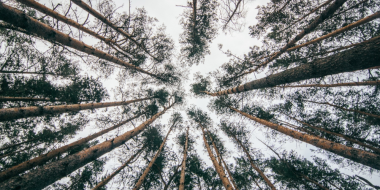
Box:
204 36 380 96
229 130 276 190
288 116 380 154
163 164 181 190
15 0 129 54
0 3 163 80
286 11 380 52
220 155 239 190
258 139 329 190
0 97 152 122
230 106 380 170
306 100 380 119
179 126 189 190
200 124 233 190
279 80 380 88
0 137 39 151
0 113 142 183
92 146 145 190
0 104 173 190
69 0 158 61
222 0 242 29
240 0 347 75
278 0 334 34
132 122 175 190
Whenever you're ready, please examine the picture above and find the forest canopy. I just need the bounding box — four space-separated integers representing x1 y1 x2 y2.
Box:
0 0 380 189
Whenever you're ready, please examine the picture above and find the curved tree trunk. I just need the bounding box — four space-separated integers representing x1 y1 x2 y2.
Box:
230 106 380 170
92 146 145 190
204 36 380 96
0 3 164 80
228 130 276 190
132 122 175 190
0 104 173 190
200 124 233 190
0 97 151 122
69 0 158 61
279 80 380 88
179 126 189 190
306 100 380 119
288 116 380 154
0 113 142 183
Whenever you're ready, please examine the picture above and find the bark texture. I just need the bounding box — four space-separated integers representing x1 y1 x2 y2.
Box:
279 80 380 88
0 97 151 122
288 116 380 154
242 0 347 75
132 123 175 190
0 114 142 183
220 155 239 190
306 100 380 119
179 127 189 190
92 146 145 190
206 36 380 96
200 125 233 190
0 104 172 190
230 106 380 170
0 3 163 80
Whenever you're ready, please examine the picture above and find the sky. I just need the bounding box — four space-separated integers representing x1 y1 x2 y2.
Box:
11 0 380 188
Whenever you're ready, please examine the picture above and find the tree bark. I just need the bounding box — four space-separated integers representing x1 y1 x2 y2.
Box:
220 155 239 190
228 130 276 190
15 0 129 54
92 146 145 190
69 0 158 60
179 126 189 190
0 97 152 122
230 106 380 170
0 3 164 80
204 36 380 96
132 122 175 190
279 80 380 88
0 113 142 183
286 11 380 52
200 124 233 190
288 116 380 154
306 100 380 119
240 0 347 75
0 104 173 190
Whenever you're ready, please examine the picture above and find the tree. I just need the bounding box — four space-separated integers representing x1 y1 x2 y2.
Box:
220 121 276 190
133 112 183 190
179 126 189 190
0 101 175 189
187 108 234 190
180 0 218 66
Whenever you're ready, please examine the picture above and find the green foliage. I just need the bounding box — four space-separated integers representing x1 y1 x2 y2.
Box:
180 0 219 66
